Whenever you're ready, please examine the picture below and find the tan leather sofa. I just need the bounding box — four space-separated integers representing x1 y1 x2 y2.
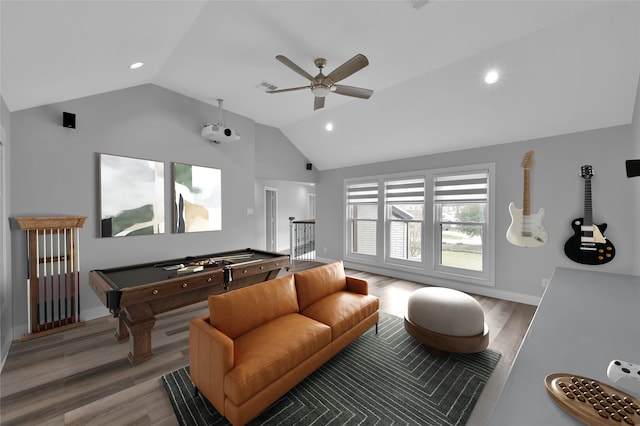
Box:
189 261 379 426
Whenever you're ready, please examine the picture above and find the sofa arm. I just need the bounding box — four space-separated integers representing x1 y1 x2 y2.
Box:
346 276 369 295
189 315 234 415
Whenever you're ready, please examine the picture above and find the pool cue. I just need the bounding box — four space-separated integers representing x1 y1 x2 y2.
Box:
205 254 254 263
63 229 68 321
35 230 40 333
49 229 54 328
43 229 48 330
57 230 62 326
70 228 75 322
46 229 51 329
154 253 253 268
26 231 31 333
76 228 80 320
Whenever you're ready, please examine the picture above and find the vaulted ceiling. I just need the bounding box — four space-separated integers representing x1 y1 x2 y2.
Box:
2 1 640 170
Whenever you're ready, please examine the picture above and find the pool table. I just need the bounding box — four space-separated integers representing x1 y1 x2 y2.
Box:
89 248 290 364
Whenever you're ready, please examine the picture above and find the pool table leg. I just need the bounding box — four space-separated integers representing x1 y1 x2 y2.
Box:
115 315 129 342
122 304 156 365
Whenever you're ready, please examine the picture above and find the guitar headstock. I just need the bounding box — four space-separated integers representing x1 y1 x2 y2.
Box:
521 151 534 169
580 165 594 179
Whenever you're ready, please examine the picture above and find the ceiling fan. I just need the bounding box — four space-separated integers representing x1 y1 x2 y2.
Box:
267 54 374 111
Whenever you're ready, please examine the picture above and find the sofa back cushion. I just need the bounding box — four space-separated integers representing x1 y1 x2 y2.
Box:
208 274 299 339
294 261 347 311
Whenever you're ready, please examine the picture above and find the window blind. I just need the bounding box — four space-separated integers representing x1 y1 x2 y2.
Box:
434 172 488 203
347 182 379 204
384 178 425 203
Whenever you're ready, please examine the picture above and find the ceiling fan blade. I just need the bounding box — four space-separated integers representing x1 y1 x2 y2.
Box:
332 84 374 99
326 54 369 84
266 85 310 94
314 96 325 111
275 55 314 81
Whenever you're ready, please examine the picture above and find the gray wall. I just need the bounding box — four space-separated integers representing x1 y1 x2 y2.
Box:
8 84 310 335
254 123 319 182
252 122 318 253
316 122 637 304
1 94 12 369
631 77 640 276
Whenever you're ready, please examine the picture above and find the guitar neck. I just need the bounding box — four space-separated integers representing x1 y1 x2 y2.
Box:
584 178 593 226
523 168 531 216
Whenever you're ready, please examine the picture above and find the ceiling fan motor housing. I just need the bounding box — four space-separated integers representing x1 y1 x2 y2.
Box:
269 53 373 109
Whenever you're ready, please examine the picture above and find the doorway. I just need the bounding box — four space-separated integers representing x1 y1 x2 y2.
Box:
265 188 278 252
308 193 316 219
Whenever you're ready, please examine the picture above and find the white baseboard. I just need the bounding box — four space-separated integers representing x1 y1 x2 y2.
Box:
316 256 540 306
0 349 7 373
82 306 111 321
12 306 111 342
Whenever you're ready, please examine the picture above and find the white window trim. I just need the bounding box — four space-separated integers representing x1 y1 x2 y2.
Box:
344 163 495 287
383 175 426 269
344 179 381 264
431 164 495 286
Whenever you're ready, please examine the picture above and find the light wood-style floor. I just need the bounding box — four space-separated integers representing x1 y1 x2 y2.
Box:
0 262 536 425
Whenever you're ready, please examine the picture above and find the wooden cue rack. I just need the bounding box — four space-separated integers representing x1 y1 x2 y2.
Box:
15 216 87 340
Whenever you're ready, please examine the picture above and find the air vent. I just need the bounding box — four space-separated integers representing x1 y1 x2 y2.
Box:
410 0 429 9
256 80 278 92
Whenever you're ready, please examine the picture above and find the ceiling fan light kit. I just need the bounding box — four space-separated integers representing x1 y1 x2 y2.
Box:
311 84 330 97
268 54 374 110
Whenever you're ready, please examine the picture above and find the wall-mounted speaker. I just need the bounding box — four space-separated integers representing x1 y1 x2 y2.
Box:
63 112 76 129
626 159 640 177
306 163 313 170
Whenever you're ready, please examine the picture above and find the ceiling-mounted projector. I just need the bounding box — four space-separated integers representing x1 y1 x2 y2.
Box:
201 124 240 143
202 98 240 144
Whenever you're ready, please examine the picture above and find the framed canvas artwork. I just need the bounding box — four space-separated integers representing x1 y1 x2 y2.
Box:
173 162 221 233
99 153 165 237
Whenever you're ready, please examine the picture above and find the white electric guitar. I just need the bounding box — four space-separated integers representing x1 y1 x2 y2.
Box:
506 151 548 247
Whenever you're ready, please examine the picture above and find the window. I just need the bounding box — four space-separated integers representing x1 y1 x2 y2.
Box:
344 163 494 286
346 182 379 257
385 177 424 263
434 170 490 279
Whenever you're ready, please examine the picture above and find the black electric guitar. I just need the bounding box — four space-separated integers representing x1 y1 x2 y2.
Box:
563 165 615 265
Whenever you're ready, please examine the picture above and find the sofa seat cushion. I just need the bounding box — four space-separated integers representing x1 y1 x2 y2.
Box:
301 291 379 339
224 313 331 406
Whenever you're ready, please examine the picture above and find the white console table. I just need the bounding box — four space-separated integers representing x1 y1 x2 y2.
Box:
488 267 640 425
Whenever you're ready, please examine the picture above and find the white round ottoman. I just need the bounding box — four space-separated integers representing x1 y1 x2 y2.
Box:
404 287 489 356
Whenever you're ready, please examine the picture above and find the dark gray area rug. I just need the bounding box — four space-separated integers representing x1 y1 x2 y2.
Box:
162 312 501 425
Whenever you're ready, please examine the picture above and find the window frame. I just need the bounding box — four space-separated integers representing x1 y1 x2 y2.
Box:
343 163 495 287
345 180 380 263
383 176 425 268
431 165 495 285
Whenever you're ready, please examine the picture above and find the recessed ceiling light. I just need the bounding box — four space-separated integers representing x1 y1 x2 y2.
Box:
484 69 500 85
129 61 144 70
325 122 334 132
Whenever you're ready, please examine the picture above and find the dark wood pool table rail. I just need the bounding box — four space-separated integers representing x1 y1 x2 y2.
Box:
88 248 290 364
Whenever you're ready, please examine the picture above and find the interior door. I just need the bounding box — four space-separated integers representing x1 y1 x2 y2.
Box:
265 188 277 252
308 193 316 219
